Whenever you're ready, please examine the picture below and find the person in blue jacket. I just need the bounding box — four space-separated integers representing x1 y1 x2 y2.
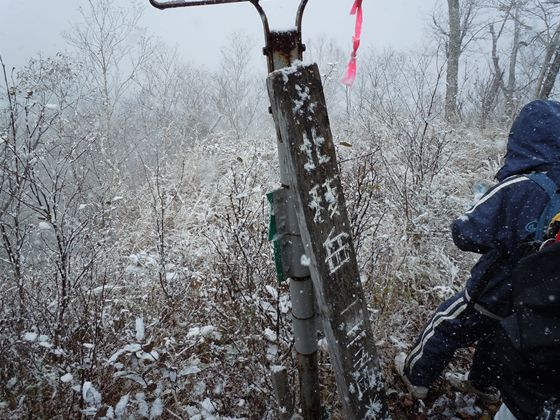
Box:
395 99 560 402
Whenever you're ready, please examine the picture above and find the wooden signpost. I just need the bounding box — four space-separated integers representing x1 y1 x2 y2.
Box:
148 1 388 417
267 63 388 419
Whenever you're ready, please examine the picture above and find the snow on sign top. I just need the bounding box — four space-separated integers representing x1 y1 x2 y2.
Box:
149 0 252 9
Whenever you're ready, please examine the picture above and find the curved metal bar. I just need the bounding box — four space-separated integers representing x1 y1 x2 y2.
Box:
249 0 270 40
150 0 309 71
249 0 275 72
149 0 250 9
295 0 309 35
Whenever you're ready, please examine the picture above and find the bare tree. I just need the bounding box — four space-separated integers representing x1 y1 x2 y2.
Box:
0 56 66 319
446 0 462 121
211 32 265 139
305 37 347 113
481 0 559 121
129 43 214 171
64 0 153 184
432 0 485 122
532 1 560 99
485 0 526 121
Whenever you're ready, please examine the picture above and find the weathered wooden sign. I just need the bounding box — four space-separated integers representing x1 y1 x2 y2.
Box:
267 63 388 419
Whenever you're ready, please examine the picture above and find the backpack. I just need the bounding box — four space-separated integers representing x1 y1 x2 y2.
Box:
500 232 560 368
500 172 560 368
497 172 560 419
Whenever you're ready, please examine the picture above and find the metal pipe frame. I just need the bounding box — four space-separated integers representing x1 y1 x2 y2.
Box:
149 0 250 9
149 0 309 71
149 1 318 417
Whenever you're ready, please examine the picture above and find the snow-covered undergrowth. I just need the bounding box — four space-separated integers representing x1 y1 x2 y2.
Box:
0 114 506 418
0 7 511 416
6 0 560 414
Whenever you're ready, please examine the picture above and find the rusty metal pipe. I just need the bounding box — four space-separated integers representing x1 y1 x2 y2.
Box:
296 0 309 36
295 0 309 58
149 0 250 9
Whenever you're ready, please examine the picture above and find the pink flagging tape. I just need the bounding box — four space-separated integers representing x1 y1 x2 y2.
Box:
341 0 363 87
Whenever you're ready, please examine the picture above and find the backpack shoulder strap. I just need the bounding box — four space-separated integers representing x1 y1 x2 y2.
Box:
527 172 560 242
527 172 558 195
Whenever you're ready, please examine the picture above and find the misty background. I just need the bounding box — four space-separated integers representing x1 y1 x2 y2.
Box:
1 0 436 71
1 0 559 418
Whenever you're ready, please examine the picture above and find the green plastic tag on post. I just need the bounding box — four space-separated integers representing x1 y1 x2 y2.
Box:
267 191 285 283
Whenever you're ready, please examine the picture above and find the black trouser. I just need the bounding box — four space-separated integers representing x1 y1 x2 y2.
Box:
404 290 499 388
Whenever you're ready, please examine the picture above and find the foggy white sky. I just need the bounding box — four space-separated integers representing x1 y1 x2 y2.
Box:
0 0 438 72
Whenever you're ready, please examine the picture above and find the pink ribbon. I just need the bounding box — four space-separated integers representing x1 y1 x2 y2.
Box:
341 0 363 87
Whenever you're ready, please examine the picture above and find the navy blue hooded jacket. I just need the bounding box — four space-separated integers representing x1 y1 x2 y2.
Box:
451 100 560 317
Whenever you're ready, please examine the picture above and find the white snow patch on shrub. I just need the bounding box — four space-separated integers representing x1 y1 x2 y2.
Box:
266 344 278 360
265 285 278 300
115 394 129 416
150 397 164 418
187 325 221 340
185 406 201 418
60 373 73 383
179 365 201 376
259 300 275 317
23 332 37 342
263 328 277 342
388 336 408 350
432 285 455 300
135 317 145 341
318 338 329 352
200 398 216 414
106 407 114 418
213 381 224 395
124 343 142 352
279 294 291 314
108 343 143 363
38 221 51 230
136 392 149 417
136 350 159 361
82 381 101 406
6 377 16 389
193 382 206 396
270 365 285 374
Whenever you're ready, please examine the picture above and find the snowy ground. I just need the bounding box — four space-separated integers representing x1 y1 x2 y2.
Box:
0 116 508 418
1 3 515 414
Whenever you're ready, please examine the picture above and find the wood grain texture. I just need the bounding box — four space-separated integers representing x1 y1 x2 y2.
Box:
267 63 388 419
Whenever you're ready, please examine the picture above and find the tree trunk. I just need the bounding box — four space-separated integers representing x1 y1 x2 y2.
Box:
538 50 560 99
445 0 461 122
503 3 521 121
536 25 560 99
482 23 505 128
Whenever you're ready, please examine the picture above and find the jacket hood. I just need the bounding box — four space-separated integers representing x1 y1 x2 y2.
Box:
496 100 560 181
